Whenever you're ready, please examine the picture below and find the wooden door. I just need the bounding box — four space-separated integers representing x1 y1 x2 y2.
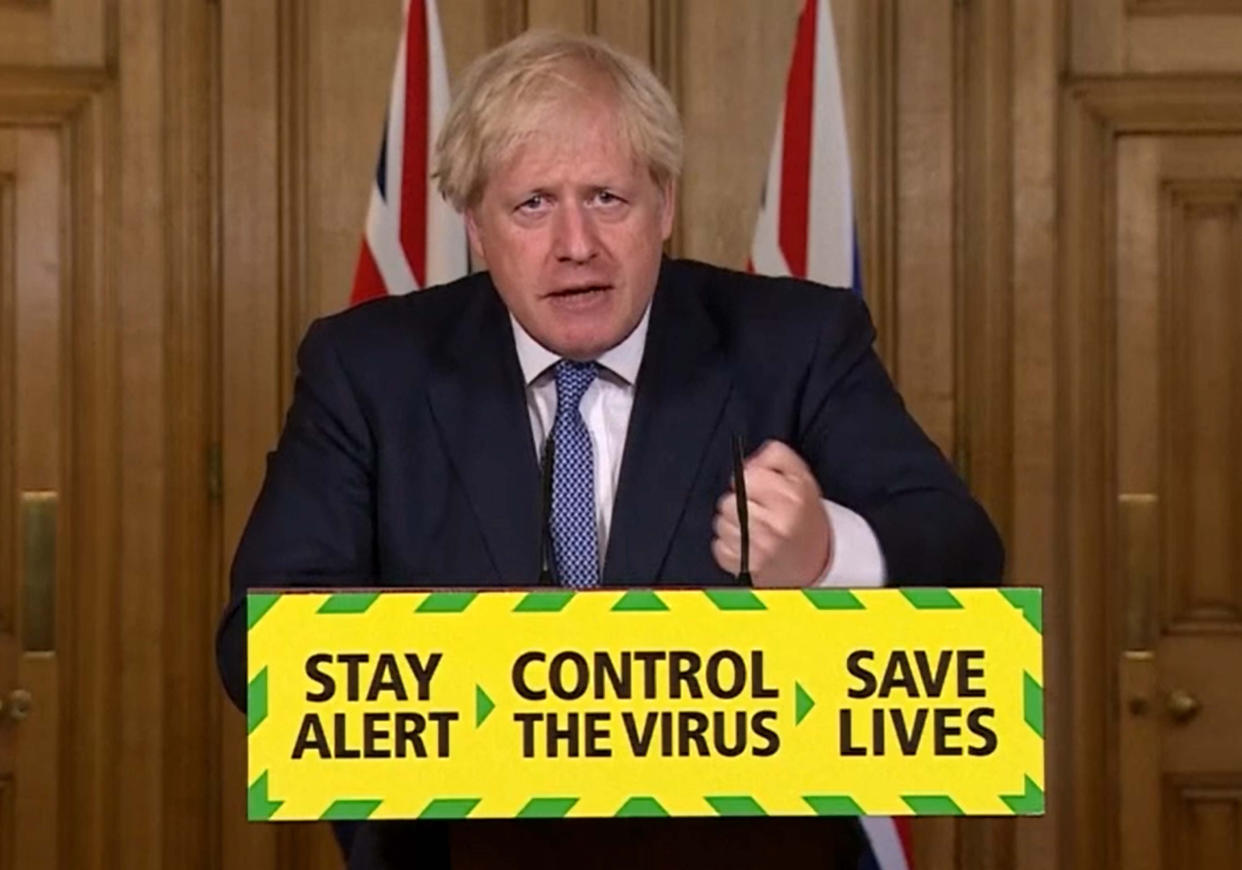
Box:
0 115 66 870
1113 135 1242 869
0 1 216 869
1063 2 1242 867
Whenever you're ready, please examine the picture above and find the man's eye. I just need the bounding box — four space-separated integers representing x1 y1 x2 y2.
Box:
595 191 623 205
518 195 548 212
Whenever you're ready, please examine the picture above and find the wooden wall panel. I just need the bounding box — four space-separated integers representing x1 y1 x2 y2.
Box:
676 0 800 268
594 0 652 61
160 1 218 869
115 0 170 865
303 0 404 325
219 0 281 861
893 0 955 456
527 0 591 32
0 0 107 69
1071 0 1242 74
1009 2 1061 868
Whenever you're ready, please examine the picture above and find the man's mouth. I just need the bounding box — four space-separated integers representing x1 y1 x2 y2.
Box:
548 284 611 298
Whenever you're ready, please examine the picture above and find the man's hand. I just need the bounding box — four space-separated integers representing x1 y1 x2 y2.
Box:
711 440 833 586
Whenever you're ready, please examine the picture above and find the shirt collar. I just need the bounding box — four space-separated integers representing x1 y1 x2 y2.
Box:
510 303 650 387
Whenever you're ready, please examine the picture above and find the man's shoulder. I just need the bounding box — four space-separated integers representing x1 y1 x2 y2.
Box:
661 258 869 349
309 271 491 347
296 271 496 380
664 258 859 319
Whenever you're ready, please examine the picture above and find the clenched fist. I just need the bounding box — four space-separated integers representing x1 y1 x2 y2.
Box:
711 440 832 586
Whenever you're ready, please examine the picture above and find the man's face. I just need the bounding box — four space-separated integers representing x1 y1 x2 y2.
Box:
465 94 675 361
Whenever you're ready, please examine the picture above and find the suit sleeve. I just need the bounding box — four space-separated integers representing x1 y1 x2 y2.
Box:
215 319 377 710
796 294 1004 586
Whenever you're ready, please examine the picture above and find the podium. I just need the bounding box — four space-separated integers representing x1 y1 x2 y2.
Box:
246 587 1044 868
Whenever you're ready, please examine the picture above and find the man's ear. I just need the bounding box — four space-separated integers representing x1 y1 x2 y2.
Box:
464 207 487 267
659 180 677 242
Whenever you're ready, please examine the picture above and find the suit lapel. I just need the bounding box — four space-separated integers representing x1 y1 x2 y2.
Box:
426 280 542 582
603 263 732 585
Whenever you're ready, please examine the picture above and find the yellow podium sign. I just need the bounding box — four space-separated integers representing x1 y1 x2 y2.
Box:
246 587 1043 821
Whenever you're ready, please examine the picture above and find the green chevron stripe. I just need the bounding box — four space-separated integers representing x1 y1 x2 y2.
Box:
247 771 283 821
803 795 865 816
247 667 268 735
903 795 963 815
615 796 669 817
416 591 477 613
611 590 669 611
419 798 481 819
795 682 815 725
1001 776 1045 814
1024 672 1044 738
706 795 766 816
517 797 578 818
513 591 575 612
703 589 766 611
475 685 495 726
321 799 383 821
802 588 865 609
318 592 380 614
1000 588 1043 633
900 588 963 609
246 592 281 629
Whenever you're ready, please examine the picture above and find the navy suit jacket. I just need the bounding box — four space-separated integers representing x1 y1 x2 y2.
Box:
216 258 1003 868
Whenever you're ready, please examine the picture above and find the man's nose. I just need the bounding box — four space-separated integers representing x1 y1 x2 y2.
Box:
552 202 599 263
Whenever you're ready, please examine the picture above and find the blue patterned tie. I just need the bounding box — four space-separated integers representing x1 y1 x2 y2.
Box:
550 360 599 588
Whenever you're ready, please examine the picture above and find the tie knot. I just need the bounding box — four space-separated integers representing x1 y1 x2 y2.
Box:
553 360 597 408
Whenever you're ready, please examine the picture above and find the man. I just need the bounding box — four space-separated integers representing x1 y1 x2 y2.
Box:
216 30 1002 870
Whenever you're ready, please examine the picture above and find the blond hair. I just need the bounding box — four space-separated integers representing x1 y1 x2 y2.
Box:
432 30 683 210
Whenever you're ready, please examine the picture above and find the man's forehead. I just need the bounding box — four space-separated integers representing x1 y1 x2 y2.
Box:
488 115 641 188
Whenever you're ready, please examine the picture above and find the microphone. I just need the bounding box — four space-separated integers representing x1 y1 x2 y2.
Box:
538 434 558 585
731 434 752 585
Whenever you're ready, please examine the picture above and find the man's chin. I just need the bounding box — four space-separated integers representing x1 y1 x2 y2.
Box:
536 328 623 362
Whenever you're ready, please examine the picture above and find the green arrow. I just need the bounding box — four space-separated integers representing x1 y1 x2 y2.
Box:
419 797 481 819
703 589 766 610
1024 672 1044 738
615 796 669 817
246 592 280 629
514 591 574 612
476 685 495 727
247 771 283 821
804 795 865 815
1000 588 1043 633
1001 776 1044 814
794 682 815 725
706 795 766 816
318 592 380 614
612 590 669 611
321 799 382 821
247 667 269 735
517 797 578 818
903 794 963 815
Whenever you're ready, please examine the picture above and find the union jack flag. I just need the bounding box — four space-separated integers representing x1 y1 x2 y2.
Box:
350 0 467 305
750 2 913 868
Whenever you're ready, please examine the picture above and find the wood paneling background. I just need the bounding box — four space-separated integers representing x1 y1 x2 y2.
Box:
2 0 1242 867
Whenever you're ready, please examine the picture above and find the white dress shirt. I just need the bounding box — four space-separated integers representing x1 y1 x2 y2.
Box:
510 309 885 587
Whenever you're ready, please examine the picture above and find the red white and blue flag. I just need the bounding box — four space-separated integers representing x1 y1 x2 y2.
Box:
750 2 912 867
350 0 467 305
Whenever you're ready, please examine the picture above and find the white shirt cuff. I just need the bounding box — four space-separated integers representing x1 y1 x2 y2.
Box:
815 500 886 587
